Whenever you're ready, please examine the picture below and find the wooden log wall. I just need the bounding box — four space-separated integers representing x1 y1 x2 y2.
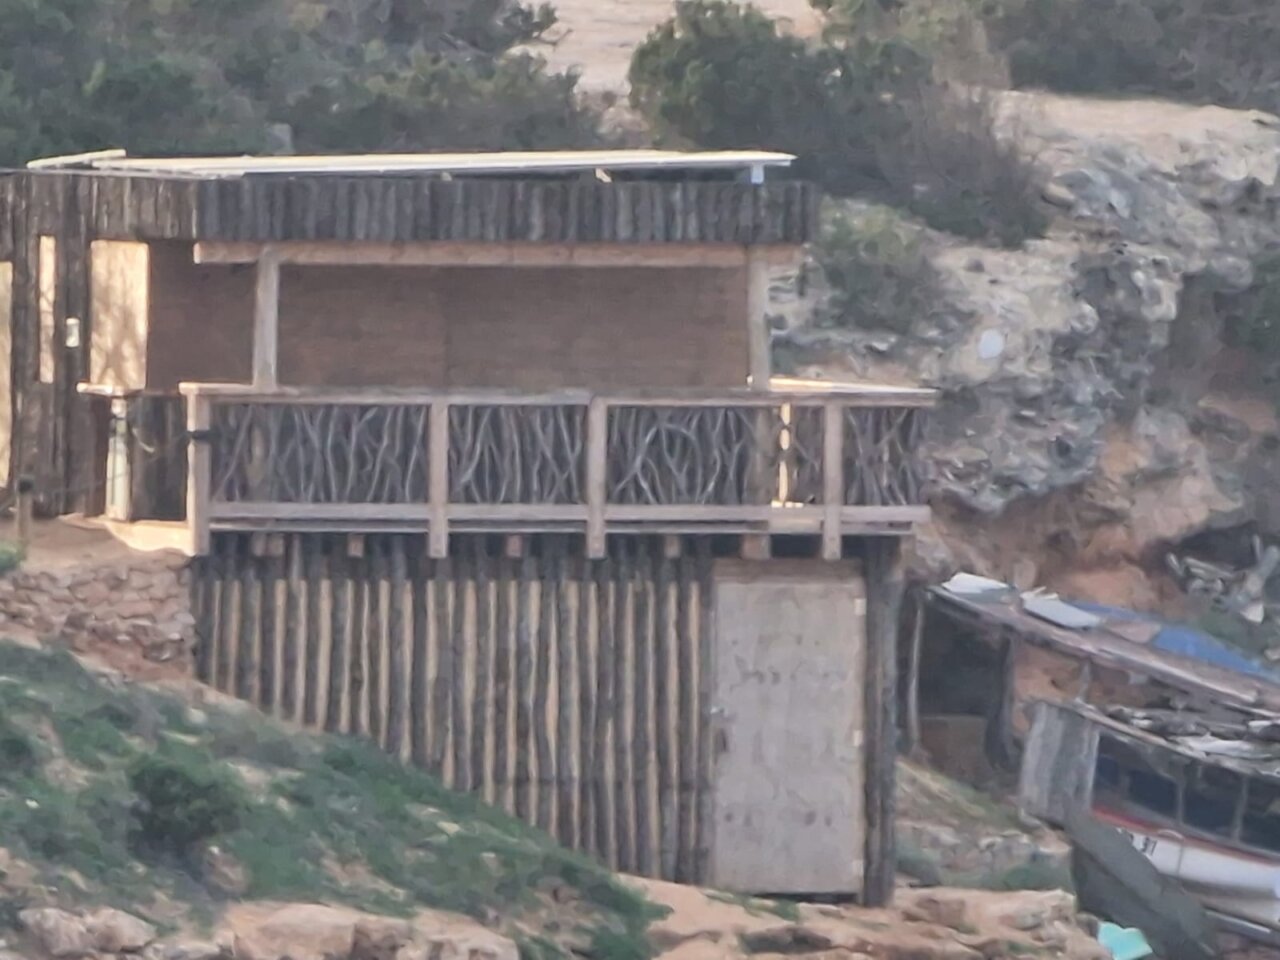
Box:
191 178 819 245
0 170 819 510
191 532 717 884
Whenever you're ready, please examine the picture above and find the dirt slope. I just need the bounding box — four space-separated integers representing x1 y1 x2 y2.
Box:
538 0 822 91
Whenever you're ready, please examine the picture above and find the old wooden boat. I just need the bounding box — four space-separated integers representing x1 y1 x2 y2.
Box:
1021 700 1280 946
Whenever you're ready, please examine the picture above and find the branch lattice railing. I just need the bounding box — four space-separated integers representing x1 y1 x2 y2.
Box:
184 385 931 555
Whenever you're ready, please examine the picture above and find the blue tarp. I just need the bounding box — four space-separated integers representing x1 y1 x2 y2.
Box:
1070 600 1280 682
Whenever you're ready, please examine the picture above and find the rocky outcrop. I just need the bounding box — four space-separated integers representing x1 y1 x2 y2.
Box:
225 905 516 960
19 908 157 959
780 92 1280 598
14 904 516 960
635 879 1109 960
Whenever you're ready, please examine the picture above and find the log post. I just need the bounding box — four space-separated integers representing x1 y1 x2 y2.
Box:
586 398 608 559
252 246 281 389
183 388 212 556
744 245 774 558
863 536 904 907
822 401 845 561
746 247 771 391
429 400 450 559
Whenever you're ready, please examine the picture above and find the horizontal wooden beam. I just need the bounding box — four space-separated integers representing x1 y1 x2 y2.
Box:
193 240 805 270
176 381 937 408
209 500 929 527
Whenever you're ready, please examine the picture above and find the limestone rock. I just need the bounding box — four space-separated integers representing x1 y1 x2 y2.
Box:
901 893 970 931
226 905 515 960
406 911 516 960
200 845 248 898
19 908 94 958
155 942 230 960
781 91 1280 587
85 909 156 953
232 905 364 960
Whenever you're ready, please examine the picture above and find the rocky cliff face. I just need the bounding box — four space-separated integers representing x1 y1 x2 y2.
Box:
779 92 1280 609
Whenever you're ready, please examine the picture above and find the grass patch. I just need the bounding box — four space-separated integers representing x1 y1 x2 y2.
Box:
707 890 801 922
0 641 659 959
0 542 24 576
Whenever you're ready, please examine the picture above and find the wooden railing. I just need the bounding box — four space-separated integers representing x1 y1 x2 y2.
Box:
180 383 932 556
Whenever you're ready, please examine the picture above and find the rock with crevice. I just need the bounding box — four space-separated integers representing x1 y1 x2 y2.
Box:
780 91 1280 596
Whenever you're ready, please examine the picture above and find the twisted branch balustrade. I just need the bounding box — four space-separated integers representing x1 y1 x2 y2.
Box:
449 404 585 504
606 405 785 505
844 407 925 506
211 402 429 504
200 395 926 523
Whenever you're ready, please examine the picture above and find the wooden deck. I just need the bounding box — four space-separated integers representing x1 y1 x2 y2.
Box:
102 381 932 557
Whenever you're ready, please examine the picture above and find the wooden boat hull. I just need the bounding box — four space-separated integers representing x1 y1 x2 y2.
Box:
1096 808 1280 930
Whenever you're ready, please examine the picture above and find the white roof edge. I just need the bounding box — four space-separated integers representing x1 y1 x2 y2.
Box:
55 149 798 179
27 148 127 170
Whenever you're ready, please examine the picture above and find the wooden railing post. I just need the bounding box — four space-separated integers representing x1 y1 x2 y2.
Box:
586 398 608 559
428 399 450 558
822 401 845 560
185 389 212 556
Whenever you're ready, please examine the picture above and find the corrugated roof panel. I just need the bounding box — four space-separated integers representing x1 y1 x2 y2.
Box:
40 149 797 179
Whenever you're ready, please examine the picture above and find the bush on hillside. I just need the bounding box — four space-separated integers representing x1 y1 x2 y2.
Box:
886 83 1047 245
0 0 600 166
816 206 944 333
1218 256 1280 361
979 0 1280 115
129 752 245 855
629 0 1046 246
629 0 927 193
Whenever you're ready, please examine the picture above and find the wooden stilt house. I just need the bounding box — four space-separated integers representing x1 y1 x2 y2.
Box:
0 148 933 903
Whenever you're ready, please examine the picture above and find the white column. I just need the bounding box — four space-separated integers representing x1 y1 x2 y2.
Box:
746 246 771 391
252 246 281 388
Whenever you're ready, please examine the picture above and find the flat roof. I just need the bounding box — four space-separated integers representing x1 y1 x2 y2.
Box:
28 149 797 179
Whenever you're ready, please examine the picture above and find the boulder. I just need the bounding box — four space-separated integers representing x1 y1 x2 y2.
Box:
85 908 157 953
231 905 366 960
226 904 515 960
155 941 231 960
19 909 93 959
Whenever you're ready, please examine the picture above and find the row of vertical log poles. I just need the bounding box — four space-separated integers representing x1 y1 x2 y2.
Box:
191 533 717 884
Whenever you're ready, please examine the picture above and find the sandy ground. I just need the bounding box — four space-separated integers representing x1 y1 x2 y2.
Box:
536 0 823 91
0 516 187 569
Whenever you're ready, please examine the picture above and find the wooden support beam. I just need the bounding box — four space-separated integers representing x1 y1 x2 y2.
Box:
185 394 212 555
252 246 281 389
195 240 804 270
746 247 771 391
822 401 845 561
428 401 450 558
863 537 904 907
586 398 607 559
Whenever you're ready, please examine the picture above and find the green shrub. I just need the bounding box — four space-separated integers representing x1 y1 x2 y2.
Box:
885 83 1047 246
629 0 928 194
0 713 38 780
979 0 1280 115
129 752 246 855
629 0 1045 245
0 542 22 576
816 206 944 333
1220 256 1280 361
